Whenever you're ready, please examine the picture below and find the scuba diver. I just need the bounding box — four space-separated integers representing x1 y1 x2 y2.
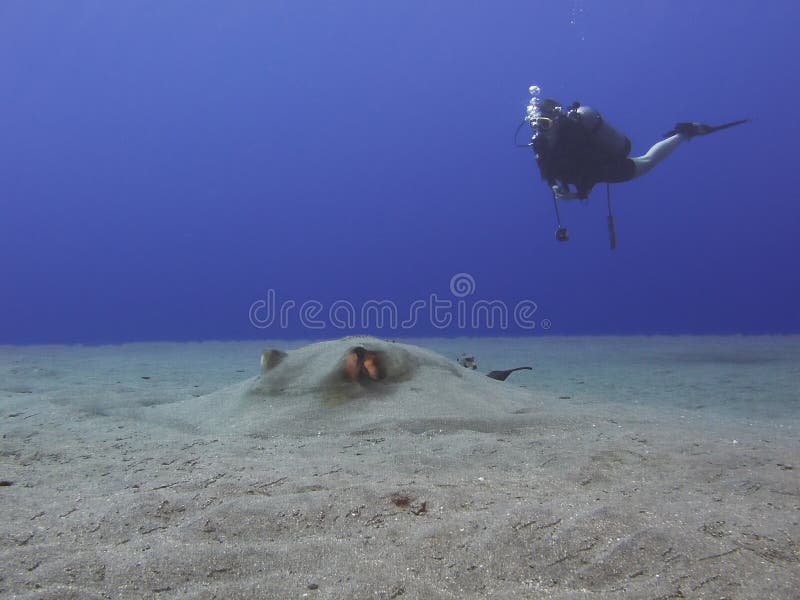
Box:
520 90 748 246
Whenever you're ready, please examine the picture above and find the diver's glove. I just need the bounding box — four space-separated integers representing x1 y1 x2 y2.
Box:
664 122 713 139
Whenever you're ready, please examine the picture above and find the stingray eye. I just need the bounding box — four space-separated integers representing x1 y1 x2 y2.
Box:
362 356 378 379
341 349 361 381
261 348 287 372
361 351 385 381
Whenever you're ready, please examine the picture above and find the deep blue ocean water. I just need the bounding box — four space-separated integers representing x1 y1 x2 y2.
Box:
2 1 799 343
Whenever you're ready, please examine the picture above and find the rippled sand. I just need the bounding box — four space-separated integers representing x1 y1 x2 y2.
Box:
1 336 798 598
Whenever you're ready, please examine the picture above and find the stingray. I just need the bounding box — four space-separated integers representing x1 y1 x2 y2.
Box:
152 337 539 436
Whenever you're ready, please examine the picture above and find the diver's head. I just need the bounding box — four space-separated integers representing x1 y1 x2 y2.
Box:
528 98 562 134
538 98 562 119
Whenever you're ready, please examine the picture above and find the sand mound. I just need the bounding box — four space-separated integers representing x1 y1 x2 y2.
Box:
154 336 536 436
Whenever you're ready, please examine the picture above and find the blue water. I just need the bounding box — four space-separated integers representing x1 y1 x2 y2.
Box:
2 1 799 343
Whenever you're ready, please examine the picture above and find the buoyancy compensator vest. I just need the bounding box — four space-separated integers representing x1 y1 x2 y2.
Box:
532 100 631 197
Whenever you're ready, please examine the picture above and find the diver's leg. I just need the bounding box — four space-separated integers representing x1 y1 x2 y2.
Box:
630 134 685 179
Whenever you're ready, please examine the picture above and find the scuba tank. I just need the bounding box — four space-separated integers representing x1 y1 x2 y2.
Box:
569 103 631 159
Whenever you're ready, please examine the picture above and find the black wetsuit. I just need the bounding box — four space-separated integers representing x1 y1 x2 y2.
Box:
533 114 634 199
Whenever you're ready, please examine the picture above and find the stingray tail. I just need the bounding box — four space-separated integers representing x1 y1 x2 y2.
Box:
487 366 533 381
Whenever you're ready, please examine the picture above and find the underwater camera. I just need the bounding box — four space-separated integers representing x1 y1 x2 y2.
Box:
556 227 569 242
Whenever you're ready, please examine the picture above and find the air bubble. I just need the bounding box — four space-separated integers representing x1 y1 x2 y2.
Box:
525 83 544 131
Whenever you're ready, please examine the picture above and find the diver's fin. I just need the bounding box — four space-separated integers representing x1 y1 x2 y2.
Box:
663 119 749 139
705 118 750 134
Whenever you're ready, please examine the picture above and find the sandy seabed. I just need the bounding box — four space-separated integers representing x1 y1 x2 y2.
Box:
1 336 798 599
